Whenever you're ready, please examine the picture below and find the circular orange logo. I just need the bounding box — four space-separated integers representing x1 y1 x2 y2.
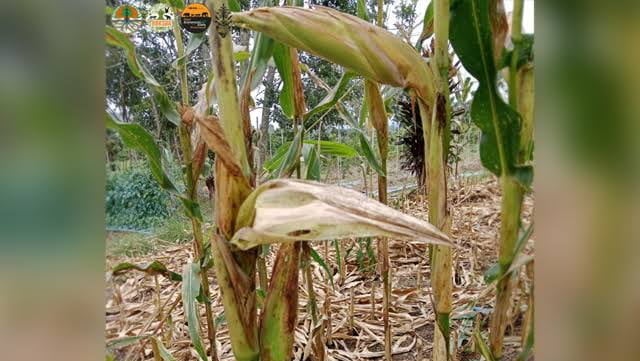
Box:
180 4 212 33
111 5 143 34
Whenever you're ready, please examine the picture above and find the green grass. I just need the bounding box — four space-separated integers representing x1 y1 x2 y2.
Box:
106 195 214 259
106 217 192 258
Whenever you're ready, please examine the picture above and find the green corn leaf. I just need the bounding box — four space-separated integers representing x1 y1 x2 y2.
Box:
259 242 301 361
228 0 242 12
358 133 386 176
450 0 532 186
273 42 295 119
333 240 343 278
309 247 334 287
415 0 434 48
473 327 497 361
105 26 180 126
240 32 275 90
304 143 320 181
304 71 357 121
151 337 178 361
112 261 182 282
181 263 208 361
308 140 358 158
106 335 147 350
105 112 176 191
234 50 251 62
381 85 402 111
356 0 369 21
106 112 202 220
173 33 206 69
266 140 358 176
264 141 291 174
483 223 533 284
276 127 303 177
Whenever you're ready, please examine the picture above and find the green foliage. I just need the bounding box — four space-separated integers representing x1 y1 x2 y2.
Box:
105 26 181 126
345 237 376 273
182 263 208 361
273 42 295 119
450 0 532 186
112 260 183 281
106 112 202 220
106 167 176 231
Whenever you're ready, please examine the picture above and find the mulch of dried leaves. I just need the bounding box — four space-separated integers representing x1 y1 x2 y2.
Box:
105 178 534 361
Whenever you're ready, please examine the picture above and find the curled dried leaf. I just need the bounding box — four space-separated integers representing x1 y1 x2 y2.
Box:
196 115 250 187
231 179 451 250
180 105 195 126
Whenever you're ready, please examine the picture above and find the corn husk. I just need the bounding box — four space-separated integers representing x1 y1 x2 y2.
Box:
231 179 451 250
231 6 435 104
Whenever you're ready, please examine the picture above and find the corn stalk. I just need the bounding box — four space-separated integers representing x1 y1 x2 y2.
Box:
206 1 258 360
427 1 453 360
364 81 391 360
170 14 219 361
449 0 533 358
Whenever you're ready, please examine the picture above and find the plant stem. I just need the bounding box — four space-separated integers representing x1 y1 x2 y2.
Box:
364 78 391 361
374 3 388 354
427 1 453 360
490 2 529 356
207 1 258 360
489 175 523 358
508 0 524 106
172 18 219 361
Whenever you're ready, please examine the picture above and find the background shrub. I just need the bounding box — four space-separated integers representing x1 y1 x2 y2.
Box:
106 166 177 231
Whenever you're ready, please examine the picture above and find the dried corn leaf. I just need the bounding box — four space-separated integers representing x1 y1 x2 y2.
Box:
231 179 451 250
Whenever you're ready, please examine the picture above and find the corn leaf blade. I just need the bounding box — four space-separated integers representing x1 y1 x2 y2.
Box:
105 112 202 219
305 143 321 181
309 247 334 287
173 33 206 69
181 263 208 361
240 32 275 90
449 0 532 186
112 261 182 282
358 133 385 176
105 26 180 126
356 0 369 21
151 337 178 361
304 71 357 121
273 42 295 119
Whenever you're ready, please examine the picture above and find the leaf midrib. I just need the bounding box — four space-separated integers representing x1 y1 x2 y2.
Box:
470 0 508 176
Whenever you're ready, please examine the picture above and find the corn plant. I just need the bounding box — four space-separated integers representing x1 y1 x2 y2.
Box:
449 0 534 358
230 5 457 361
426 1 454 360
105 1 219 357
200 2 452 361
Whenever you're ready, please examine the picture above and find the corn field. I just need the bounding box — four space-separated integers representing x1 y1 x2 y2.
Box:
105 1 534 361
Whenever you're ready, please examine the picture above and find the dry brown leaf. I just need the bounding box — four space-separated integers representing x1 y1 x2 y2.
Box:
231 179 451 250
195 115 249 185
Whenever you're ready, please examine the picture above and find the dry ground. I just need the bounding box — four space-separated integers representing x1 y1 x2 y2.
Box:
105 178 534 361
